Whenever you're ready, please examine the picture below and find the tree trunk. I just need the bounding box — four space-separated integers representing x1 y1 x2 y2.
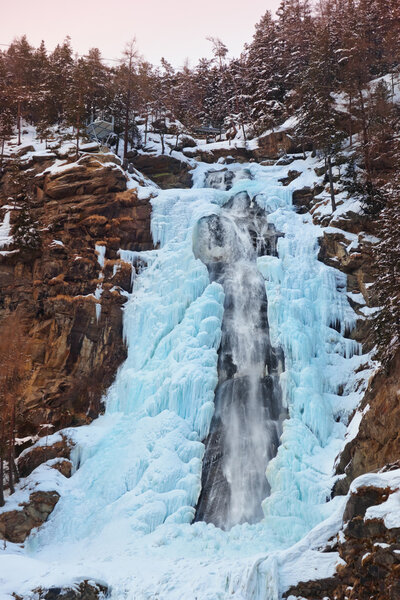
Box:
0 456 4 507
160 133 165 155
17 101 21 146
76 126 80 161
12 455 19 484
357 87 372 182
327 154 336 213
8 448 14 495
349 93 353 147
241 121 247 142
76 94 81 161
123 80 132 160
144 114 148 146
0 138 4 168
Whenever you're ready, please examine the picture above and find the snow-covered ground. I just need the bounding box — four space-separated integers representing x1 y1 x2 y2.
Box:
0 153 378 599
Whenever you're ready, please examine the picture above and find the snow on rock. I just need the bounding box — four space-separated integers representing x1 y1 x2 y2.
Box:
358 470 400 529
0 211 12 249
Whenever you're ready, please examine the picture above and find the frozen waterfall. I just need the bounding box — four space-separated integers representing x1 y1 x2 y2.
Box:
18 160 366 600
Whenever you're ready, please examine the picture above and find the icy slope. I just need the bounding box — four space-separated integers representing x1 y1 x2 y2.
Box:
1 160 370 599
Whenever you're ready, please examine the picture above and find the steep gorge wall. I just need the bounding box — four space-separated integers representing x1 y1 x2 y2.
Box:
285 173 400 600
0 151 153 440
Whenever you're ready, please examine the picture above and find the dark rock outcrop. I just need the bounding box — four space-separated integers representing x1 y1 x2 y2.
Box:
0 490 60 543
334 351 400 496
284 483 400 600
35 580 109 600
129 154 193 189
18 436 73 478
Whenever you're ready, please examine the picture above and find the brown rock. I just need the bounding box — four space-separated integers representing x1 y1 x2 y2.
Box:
279 169 301 186
130 154 193 189
0 152 153 438
254 130 300 160
0 491 60 543
50 459 72 478
36 580 108 600
284 483 400 600
18 437 73 477
334 351 400 495
292 186 314 213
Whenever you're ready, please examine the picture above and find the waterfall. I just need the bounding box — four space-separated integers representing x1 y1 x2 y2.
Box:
17 161 365 600
194 188 285 529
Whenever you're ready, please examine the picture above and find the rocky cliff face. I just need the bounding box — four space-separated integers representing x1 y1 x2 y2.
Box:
0 148 153 440
283 173 400 600
335 351 400 495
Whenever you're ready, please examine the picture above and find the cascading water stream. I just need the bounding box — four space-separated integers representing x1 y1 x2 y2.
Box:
194 182 286 529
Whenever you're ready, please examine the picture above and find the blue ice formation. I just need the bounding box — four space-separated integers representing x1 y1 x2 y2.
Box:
28 162 365 580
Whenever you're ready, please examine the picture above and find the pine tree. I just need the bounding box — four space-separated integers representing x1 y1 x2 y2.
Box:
65 58 90 159
275 0 314 107
119 39 139 159
0 108 14 167
47 37 74 123
245 11 284 134
12 207 41 252
84 48 111 117
36 116 52 149
295 22 345 212
30 40 51 124
5 36 35 144
374 176 400 364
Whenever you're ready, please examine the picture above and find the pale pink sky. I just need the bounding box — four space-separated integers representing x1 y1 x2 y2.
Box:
1 0 281 67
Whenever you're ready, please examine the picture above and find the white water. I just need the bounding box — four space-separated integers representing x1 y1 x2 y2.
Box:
3 161 368 599
194 189 285 528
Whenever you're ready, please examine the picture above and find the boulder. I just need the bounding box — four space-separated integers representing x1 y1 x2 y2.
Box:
129 154 193 189
0 490 60 543
18 436 73 478
292 186 315 213
50 458 72 478
278 169 301 186
253 130 299 160
35 580 108 600
16 145 35 157
43 159 126 200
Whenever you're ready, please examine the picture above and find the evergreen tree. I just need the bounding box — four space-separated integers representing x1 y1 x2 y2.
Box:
47 37 74 123
275 0 314 106
295 23 345 211
374 175 400 364
0 109 14 167
84 47 111 117
246 11 284 134
65 58 91 159
12 208 41 252
118 39 139 159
